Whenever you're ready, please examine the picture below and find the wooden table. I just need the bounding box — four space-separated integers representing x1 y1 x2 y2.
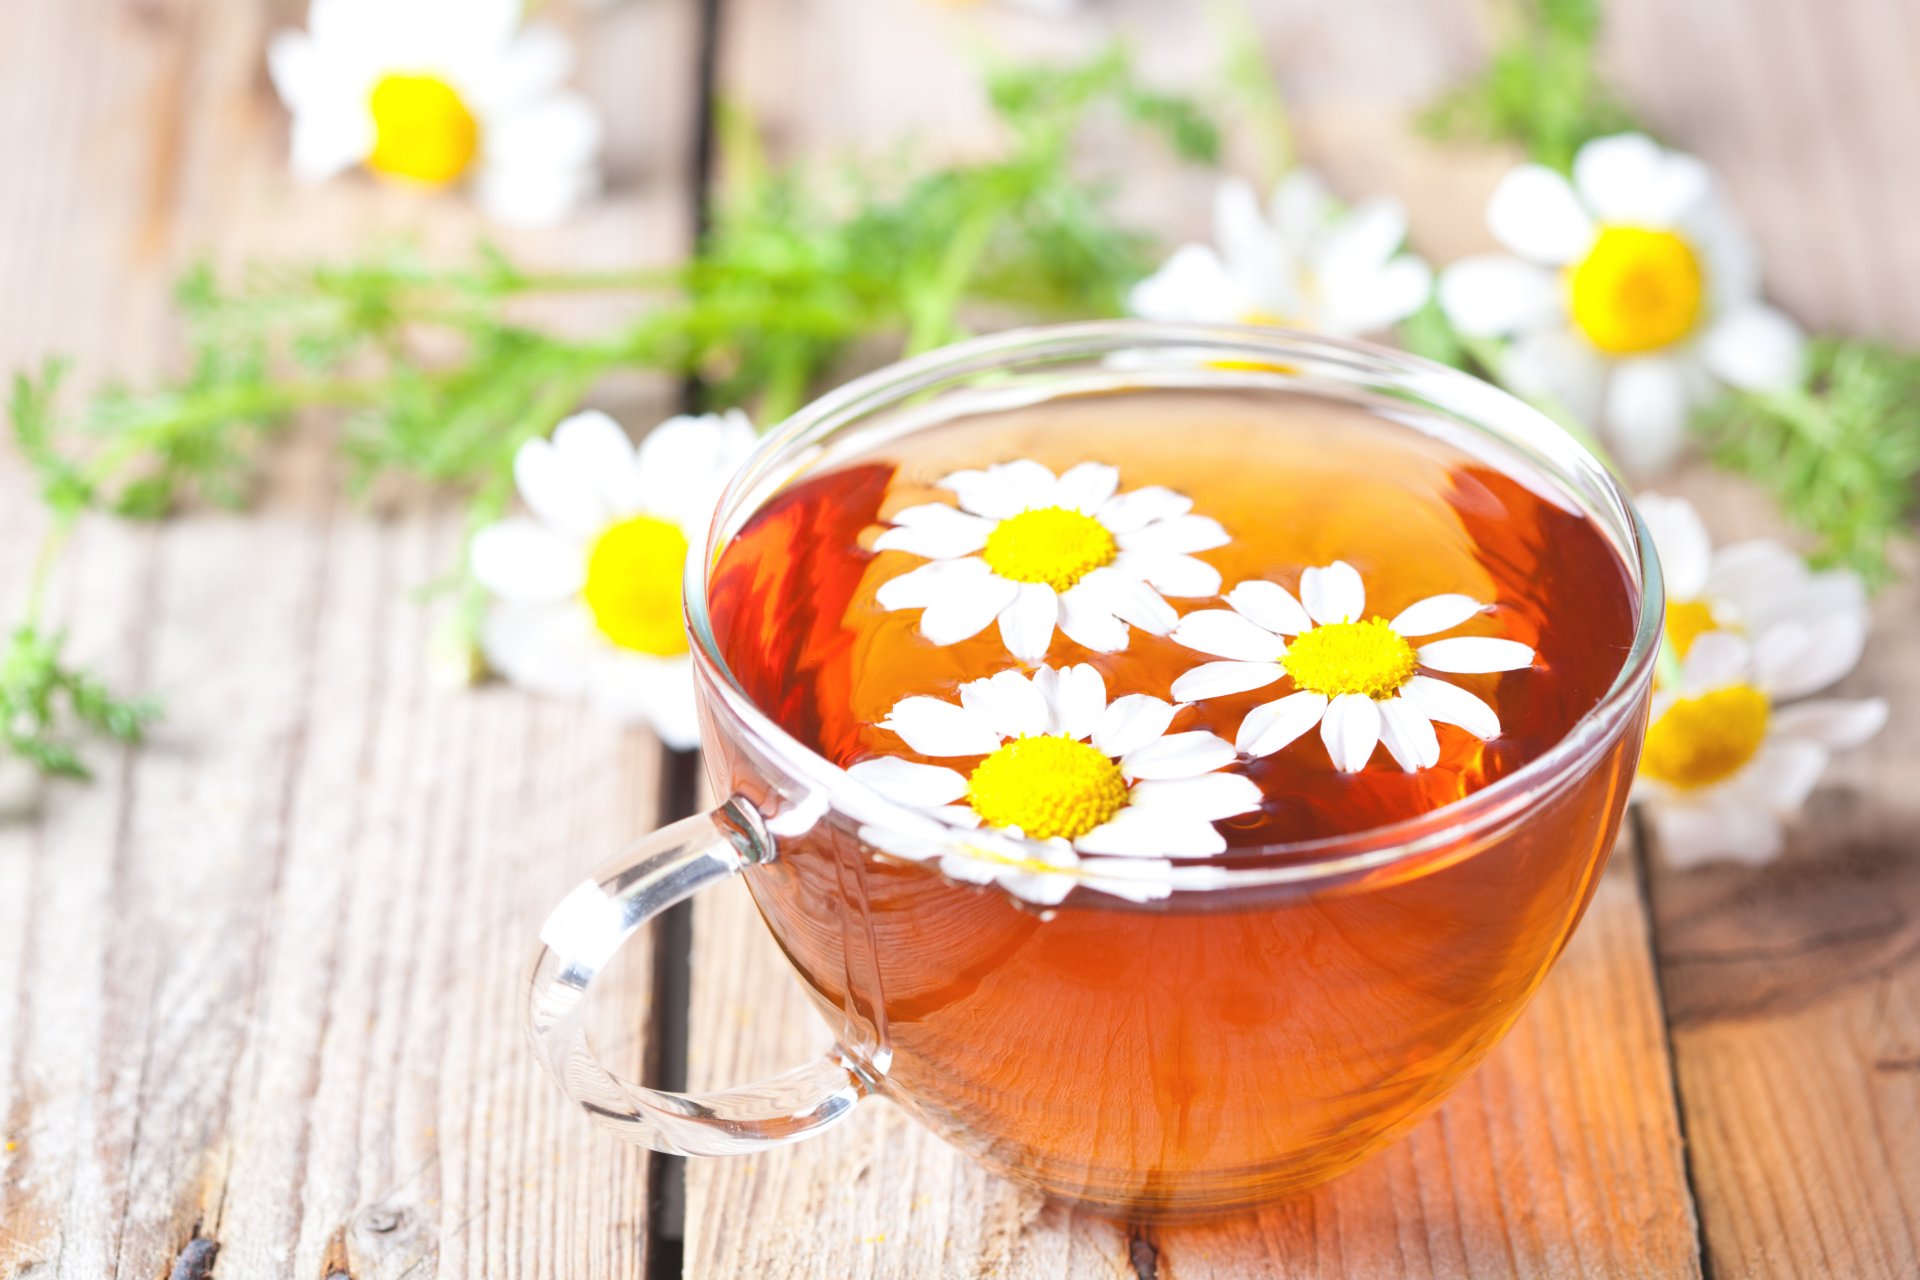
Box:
2 1 1915 1276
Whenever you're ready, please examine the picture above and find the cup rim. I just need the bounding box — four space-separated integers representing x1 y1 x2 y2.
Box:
685 322 1664 892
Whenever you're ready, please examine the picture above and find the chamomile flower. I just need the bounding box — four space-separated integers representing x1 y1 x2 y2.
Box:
847 664 1261 903
470 409 757 749
1635 632 1886 867
1439 134 1805 473
1129 171 1433 337
1639 493 1868 669
268 0 602 226
874 461 1229 661
1169 562 1534 772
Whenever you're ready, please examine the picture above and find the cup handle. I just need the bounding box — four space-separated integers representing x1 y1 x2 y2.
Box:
525 796 870 1156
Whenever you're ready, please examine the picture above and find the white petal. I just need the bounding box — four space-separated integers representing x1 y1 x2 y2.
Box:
998 583 1059 661
1389 594 1486 638
1093 486 1193 534
1114 552 1221 598
1417 637 1535 674
1736 739 1829 811
1321 253 1433 336
629 410 757 530
1680 631 1752 694
1127 244 1241 323
1121 730 1236 781
1320 693 1382 772
1771 698 1888 751
481 601 599 697
1399 675 1502 740
1699 305 1807 392
1170 660 1284 702
1438 256 1564 337
469 26 574 113
918 574 1019 646
515 436 612 539
989 459 1059 511
1115 514 1230 556
1056 590 1130 653
1055 462 1121 514
1169 609 1284 662
937 469 1022 520
959 669 1050 741
1076 808 1224 858
1129 773 1263 821
1635 493 1713 600
482 90 602 170
1092 694 1178 758
876 557 992 611
1319 198 1409 277
1215 177 1291 288
1756 614 1867 700
1269 169 1333 243
1605 356 1697 475
1078 858 1180 903
1487 165 1597 263
873 504 995 558
1046 663 1110 740
846 758 971 808
1236 691 1329 758
592 653 699 747
550 411 641 514
1648 796 1784 868
1504 329 1608 427
470 517 585 602
1573 134 1709 228
1300 560 1366 626
1072 569 1179 636
1227 580 1313 636
1378 698 1442 772
879 697 1002 757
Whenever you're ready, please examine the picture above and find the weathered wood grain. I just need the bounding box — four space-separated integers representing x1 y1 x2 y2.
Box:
683 3 1699 1277
0 0 706 1275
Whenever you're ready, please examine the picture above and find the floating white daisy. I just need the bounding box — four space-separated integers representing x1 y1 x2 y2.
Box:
1639 493 1868 675
874 461 1229 661
847 664 1261 903
1169 562 1535 772
268 0 602 226
1438 134 1805 473
470 409 757 748
1129 171 1433 337
1635 632 1886 867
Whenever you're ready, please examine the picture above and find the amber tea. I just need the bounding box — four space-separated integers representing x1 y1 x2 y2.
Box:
701 381 1644 1214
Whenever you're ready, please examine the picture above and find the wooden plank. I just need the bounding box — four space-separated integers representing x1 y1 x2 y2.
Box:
684 2 1698 1276
0 0 707 1274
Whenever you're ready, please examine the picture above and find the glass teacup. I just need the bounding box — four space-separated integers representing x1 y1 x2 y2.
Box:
525 323 1662 1219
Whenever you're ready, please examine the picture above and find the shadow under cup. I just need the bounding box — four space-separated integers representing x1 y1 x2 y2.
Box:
530 323 1663 1221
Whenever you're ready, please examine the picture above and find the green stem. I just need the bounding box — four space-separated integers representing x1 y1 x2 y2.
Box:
905 201 1006 356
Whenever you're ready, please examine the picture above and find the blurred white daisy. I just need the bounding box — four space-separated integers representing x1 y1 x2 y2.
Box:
1129 171 1433 337
470 409 756 748
848 664 1261 903
268 0 602 226
1170 562 1534 772
1439 134 1805 473
1635 631 1886 867
875 461 1228 661
1639 493 1868 669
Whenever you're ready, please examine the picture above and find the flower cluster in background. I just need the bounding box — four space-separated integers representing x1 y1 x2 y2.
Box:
269 0 601 225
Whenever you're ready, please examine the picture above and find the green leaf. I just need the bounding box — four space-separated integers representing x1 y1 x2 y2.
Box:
1694 337 1920 587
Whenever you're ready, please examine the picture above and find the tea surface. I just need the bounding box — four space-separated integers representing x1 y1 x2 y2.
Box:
710 386 1636 849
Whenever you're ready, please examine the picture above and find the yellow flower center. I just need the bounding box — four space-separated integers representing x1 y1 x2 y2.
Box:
1283 618 1419 700
1640 684 1770 790
1664 599 1723 659
581 515 690 657
967 735 1128 841
367 74 480 186
1568 226 1706 355
981 506 1118 591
